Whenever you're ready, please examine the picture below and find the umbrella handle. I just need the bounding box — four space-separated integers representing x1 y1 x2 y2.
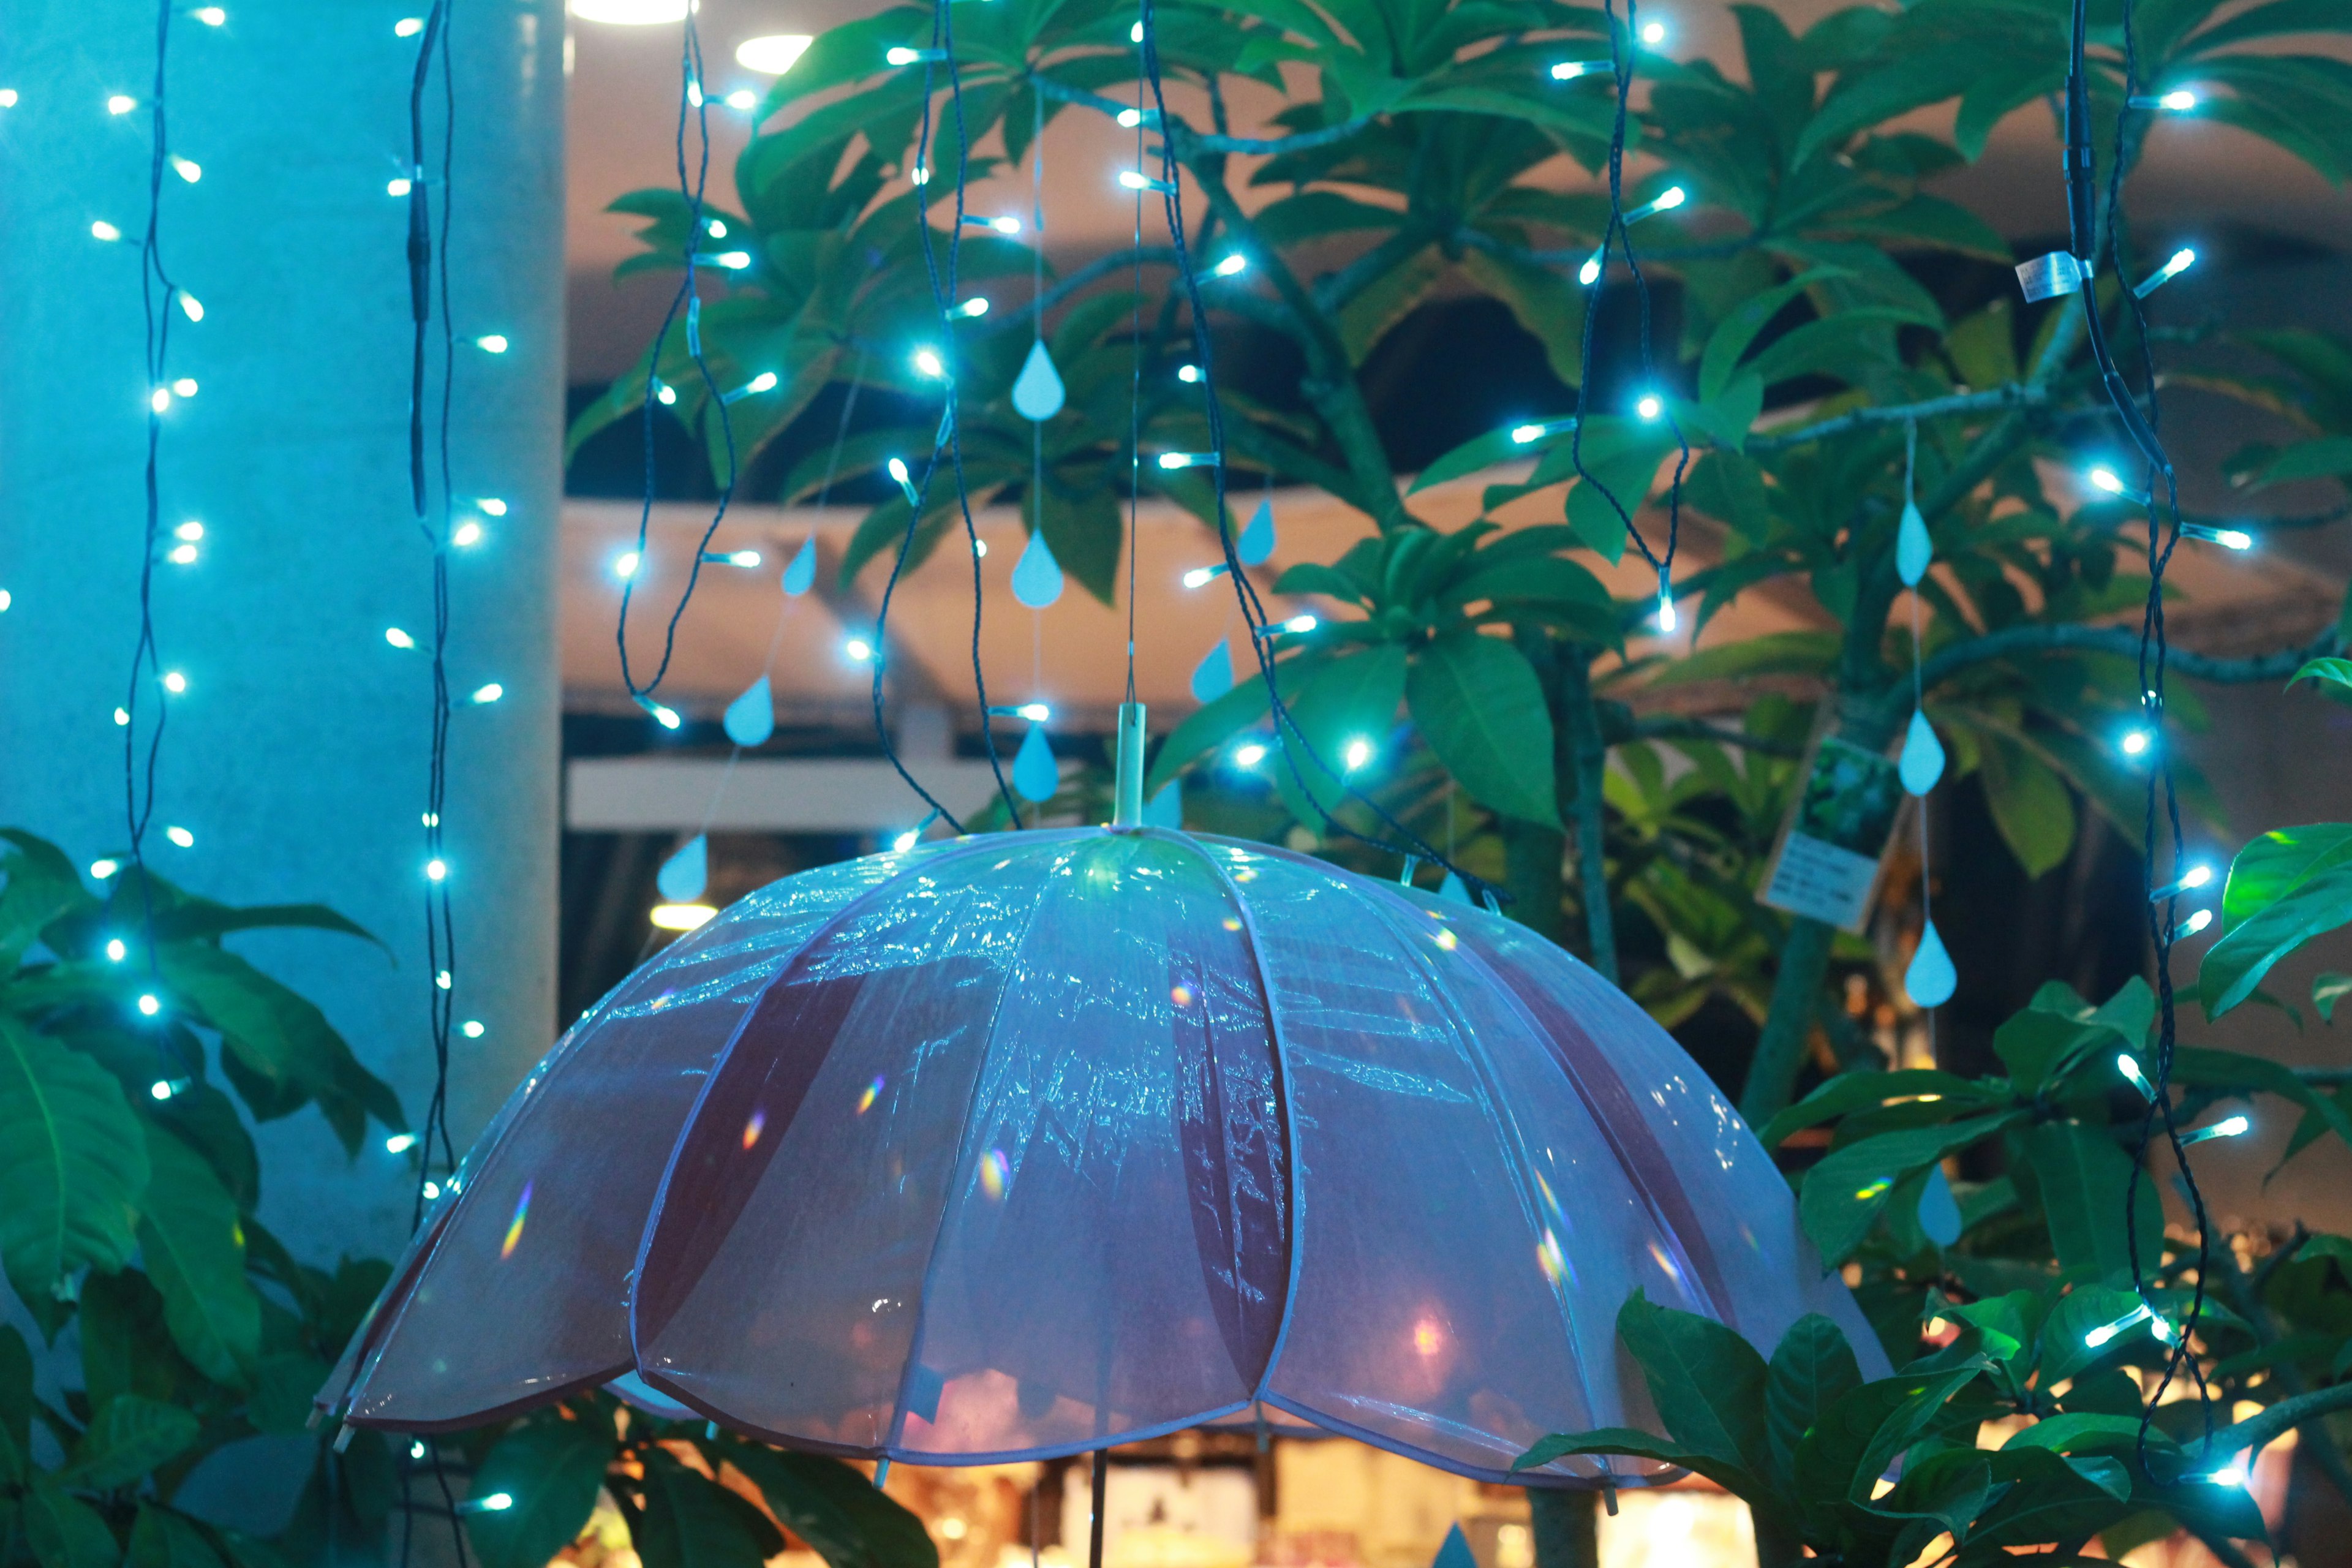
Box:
1112 702 1147 828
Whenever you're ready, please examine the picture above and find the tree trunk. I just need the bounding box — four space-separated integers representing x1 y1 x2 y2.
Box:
1529 1489 1599 1568
1558 648 1617 984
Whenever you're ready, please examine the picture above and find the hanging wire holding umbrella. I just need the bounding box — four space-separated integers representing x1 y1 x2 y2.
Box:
317 705 1882 1520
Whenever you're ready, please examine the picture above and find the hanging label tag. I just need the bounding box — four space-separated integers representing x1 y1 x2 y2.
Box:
1757 730 1907 932
2014 251 2086 303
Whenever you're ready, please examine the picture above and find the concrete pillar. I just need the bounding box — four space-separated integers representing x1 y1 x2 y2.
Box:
0 0 565 1268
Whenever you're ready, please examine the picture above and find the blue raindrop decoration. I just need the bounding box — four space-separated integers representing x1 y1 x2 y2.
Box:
1011 530 1063 609
657 834 708 903
1905 918 1956 1008
1190 640 1234 703
723 675 774 747
1438 870 1471 906
780 538 816 596
1896 501 1932 587
1012 724 1060 803
1144 780 1183 829
1237 497 1276 566
1431 1526 1477 1568
1011 341 1065 421
1917 1161 1963 1246
1898 709 1945 796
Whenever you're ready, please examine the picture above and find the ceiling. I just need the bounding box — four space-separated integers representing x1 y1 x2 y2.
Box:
560 0 2352 380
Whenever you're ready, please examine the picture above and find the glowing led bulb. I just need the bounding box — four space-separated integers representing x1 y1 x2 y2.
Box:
150 387 172 413
1118 170 1175 193
892 829 921 852
1577 254 1601 287
108 94 137 115
726 549 761 567
956 297 989 317
2160 89 2198 111
1282 613 1317 634
479 497 508 516
988 215 1021 234
1212 254 1248 277
194 6 227 22
885 46 922 65
151 1079 176 1099
0 90 17 108
1014 702 1051 722
471 683 503 704
92 221 122 241
1636 394 1663 420
462 1020 486 1038
2117 1052 2154 1099
178 292 203 321
476 334 509 353
452 520 483 546
1550 61 1591 80
655 382 677 405
395 16 424 36
711 250 752 270
388 177 412 197
1182 565 1227 589
170 156 201 183
1656 594 1678 633
2119 728 2151 756
1177 364 1201 383
2180 1113 2250 1145
138 994 162 1016
425 858 447 881
2151 864 2212 901
2136 247 2196 297
2175 908 2214 939
612 551 641 579
168 543 198 565
844 636 875 662
1233 742 1267 767
106 938 127 962
1639 18 1666 45
113 709 130 726
2183 523 2253 550
165 826 194 847
91 858 121 879
724 89 757 110
162 671 186 693
385 627 416 649
1343 737 1374 772
736 34 813 74
1130 20 1144 42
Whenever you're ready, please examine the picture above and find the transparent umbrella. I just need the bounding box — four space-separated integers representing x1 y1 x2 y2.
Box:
318 826 1879 1488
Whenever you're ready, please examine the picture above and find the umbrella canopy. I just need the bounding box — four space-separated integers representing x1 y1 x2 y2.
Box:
320 827 1880 1485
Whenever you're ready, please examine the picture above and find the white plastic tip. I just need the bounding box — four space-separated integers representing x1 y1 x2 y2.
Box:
194 7 227 23
395 16 424 36
2084 1302 2151 1348
1512 424 1544 444
2117 1052 2150 1087
912 348 946 379
161 671 186 693
1213 254 1248 277
744 371 779 394
1130 20 1145 42
151 1080 175 1099
178 293 203 320
1159 452 1189 469
650 704 682 730
421 1180 442 1200
1639 18 1667 44
480 497 508 516
108 94 137 115
410 1441 429 1460
172 377 197 397
886 457 911 484
114 708 131 726
106 939 127 962
1182 567 1220 589
957 297 989 317
478 1494 514 1513
989 215 1022 235
712 251 753 270
470 683 503 704
2207 1464 2248 1488
2120 728 2152 756
388 178 413 197
909 165 930 186
1578 256 1602 287
1550 61 1591 80
385 1133 418 1154
462 1020 485 1038
845 637 874 662
171 156 202 183
425 859 448 881
651 902 717 930
2089 467 2125 495
1016 703 1051 723
175 519 203 541
737 34 815 74
971 538 989 557
385 626 417 648
138 994 162 1017
2183 864 2212 889
1654 186 1687 210
2160 89 2198 111
613 551 641 580
92 221 122 241
2213 1114 2251 1137
1656 595 1678 633
892 831 921 853
1636 394 1663 420
452 520 483 547
2165 247 2196 276
1119 170 1151 190
2213 529 2252 551
1118 107 1144 127
1283 613 1318 634
476 334 509 353
656 383 677 405
0 91 15 108
886 46 921 65
168 544 198 565
2177 908 2214 938
724 89 757 110
165 826 194 848
1343 737 1374 772
91 859 121 880
150 388 172 413
726 549 761 567
1233 742 1268 767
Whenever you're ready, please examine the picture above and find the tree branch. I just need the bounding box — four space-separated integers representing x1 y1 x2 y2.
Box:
1314 222 1439 317
1028 73 1374 156
1627 715 1804 758
970 246 1178 336
2192 1379 2352 1466
1744 383 2052 453
1920 621 2342 691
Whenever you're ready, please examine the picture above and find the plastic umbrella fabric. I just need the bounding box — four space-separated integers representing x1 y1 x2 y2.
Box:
320 829 1880 1486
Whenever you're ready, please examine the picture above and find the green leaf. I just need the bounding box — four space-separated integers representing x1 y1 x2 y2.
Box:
1406 632 1558 826
60 1395 202 1491
0 830 97 972
1765 1314 1864 1488
2290 656 2352 696
1980 731 2075 879
2316 971 2352 1023
1613 1293 1774 1477
1143 653 1319 797
2201 824 2352 1018
1791 1361 1987 1509
24 1482 121 1568
0 1014 149 1306
1409 423 1539 496
0 1324 29 1486
127 1509 225 1568
1798 1112 2022 1265
1757 1069 1997 1150
722 1444 941 1568
1274 646 1409 826
1643 631 1838 689
1998 1412 2143 1453
137 1126 262 1385
632 1448 784 1568
2021 1121 2161 1289
1697 268 1846 404
1458 247 1589 393
1514 1427 1767 1502
159 944 404 1152
467 1409 617 1568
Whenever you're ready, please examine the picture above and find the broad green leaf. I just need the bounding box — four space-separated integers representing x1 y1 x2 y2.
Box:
2290 656 2352 696
2261 436 2352 484
1143 652 1320 796
2316 971 2352 1022
1458 247 1589 392
1999 1412 2142 1453
0 829 96 972
1980 731 2075 878
467 1409 617 1568
1614 1294 1773 1477
1337 244 1446 365
723 1443 941 1568
1756 1069 1996 1150
1273 645 1409 826
1764 1313 1863 1488
1798 1112 2022 1265
138 1126 262 1386
127 1508 225 1568
2036 1283 2157 1385
2202 824 2352 1017
1514 1427 1768 1504
1697 268 1846 404
1644 631 1838 689
632 1448 785 1568
0 1015 149 1306
1406 632 1558 826
159 944 404 1152
1791 1361 1987 1509
1409 422 1541 496
2021 1121 2161 1289
24 1482 121 1568
60 1395 201 1491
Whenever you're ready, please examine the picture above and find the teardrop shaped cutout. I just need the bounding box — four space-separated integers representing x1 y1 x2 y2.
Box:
1899 708 1945 796
1144 780 1183 829
1011 340 1065 422
1916 1161 1963 1246
1237 498 1276 566
1438 870 1471 906
1905 918 1956 1008
723 675 774 748
780 538 816 597
1896 501 1932 587
1012 723 1060 803
1010 530 1063 609
1190 640 1234 703
656 834 708 903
